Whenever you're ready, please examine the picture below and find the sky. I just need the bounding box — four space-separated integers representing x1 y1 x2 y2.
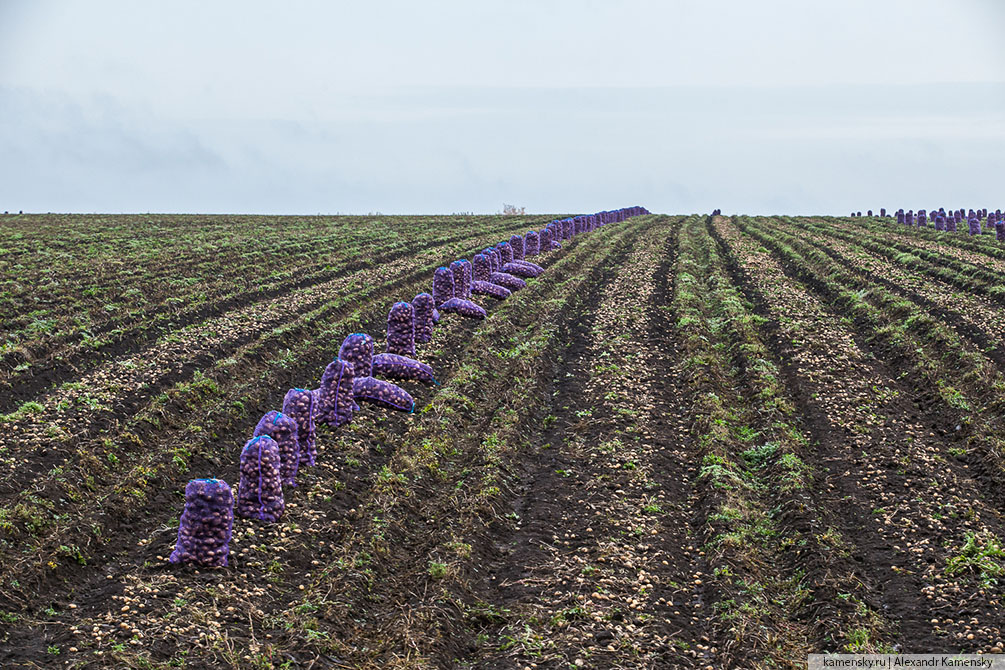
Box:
0 0 1003 215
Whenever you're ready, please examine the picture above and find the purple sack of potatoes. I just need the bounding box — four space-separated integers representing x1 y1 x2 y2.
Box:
386 301 416 357
996 221 1005 241
489 271 526 291
253 411 301 486
432 266 455 306
459 260 474 298
412 293 435 343
235 435 284 523
947 217 958 233
524 231 540 256
515 259 544 273
413 298 435 340
540 227 555 251
352 376 415 412
439 296 487 319
473 253 491 281
481 248 499 272
969 218 981 236
491 248 505 272
471 279 511 300
450 260 472 300
169 478 234 568
509 235 525 260
316 358 354 427
433 308 440 324
501 261 541 278
372 352 436 385
496 241 514 264
339 333 374 377
282 388 316 468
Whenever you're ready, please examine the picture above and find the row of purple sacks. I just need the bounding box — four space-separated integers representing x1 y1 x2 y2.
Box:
172 206 647 566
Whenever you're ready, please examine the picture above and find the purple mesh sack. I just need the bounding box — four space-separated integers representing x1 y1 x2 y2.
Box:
969 218 982 236
471 279 511 300
339 333 374 377
489 271 526 291
282 388 316 468
235 435 284 523
317 358 354 428
496 242 514 264
433 308 440 324
386 301 416 357
906 211 914 225
450 260 472 300
515 259 544 274
439 297 487 319
563 219 573 239
540 227 556 251
473 253 491 281
412 293 435 343
996 221 1005 241
509 235 525 260
947 217 958 233
169 478 234 567
459 260 474 298
934 216 945 231
501 261 541 278
524 231 540 256
372 352 436 385
253 411 301 485
353 376 415 412
432 266 455 306
880 208 886 217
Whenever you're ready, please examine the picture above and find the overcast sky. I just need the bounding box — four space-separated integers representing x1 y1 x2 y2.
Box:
1 0 1003 215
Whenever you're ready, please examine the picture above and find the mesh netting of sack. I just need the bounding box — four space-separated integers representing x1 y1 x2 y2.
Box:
353 375 415 412
372 352 436 385
253 410 300 486
339 333 374 377
969 218 982 236
501 261 541 278
473 253 491 281
387 301 416 357
489 271 526 291
947 217 958 233
439 296 487 319
432 266 455 306
996 221 1005 241
450 260 472 300
471 279 511 300
169 478 234 568
494 242 512 264
459 260 474 298
412 293 435 343
488 248 503 272
540 227 554 251
524 231 540 256
282 388 316 468
509 235 524 260
235 435 285 523
316 358 355 428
